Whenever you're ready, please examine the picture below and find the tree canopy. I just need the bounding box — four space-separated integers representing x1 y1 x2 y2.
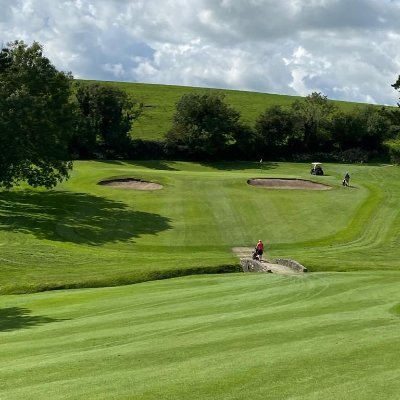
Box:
255 105 295 155
165 92 242 158
0 41 74 188
71 83 142 159
290 92 335 152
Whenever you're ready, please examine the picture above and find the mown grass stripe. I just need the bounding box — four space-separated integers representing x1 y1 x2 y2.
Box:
1 272 400 399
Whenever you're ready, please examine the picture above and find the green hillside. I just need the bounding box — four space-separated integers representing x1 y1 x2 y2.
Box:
83 81 365 140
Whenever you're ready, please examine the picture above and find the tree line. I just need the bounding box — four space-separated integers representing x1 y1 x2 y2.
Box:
164 91 400 163
2 40 400 189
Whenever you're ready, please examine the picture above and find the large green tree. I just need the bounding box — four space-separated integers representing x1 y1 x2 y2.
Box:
0 41 74 188
291 92 335 151
255 105 296 155
72 83 142 158
165 92 241 157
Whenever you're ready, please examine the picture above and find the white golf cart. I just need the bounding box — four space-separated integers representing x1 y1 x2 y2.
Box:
310 162 324 176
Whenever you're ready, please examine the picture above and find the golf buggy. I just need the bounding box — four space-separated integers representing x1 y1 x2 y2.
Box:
310 162 324 176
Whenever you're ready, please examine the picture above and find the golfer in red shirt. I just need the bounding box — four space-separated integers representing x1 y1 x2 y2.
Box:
256 240 264 261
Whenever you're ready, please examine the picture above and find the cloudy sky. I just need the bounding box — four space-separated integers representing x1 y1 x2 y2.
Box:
2 0 400 104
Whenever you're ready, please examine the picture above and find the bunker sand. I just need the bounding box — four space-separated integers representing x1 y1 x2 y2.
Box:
98 178 163 190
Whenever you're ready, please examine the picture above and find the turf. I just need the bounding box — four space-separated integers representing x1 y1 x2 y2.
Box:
83 81 366 140
1 161 400 294
1 272 399 399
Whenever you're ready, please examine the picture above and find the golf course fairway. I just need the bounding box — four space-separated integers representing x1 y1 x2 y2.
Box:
1 160 400 294
1 160 400 399
1 272 400 399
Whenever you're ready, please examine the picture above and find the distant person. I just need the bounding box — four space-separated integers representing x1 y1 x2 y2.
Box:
343 172 350 187
255 240 264 261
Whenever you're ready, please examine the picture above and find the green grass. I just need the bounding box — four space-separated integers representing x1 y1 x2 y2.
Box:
83 81 367 140
1 160 400 294
1 272 400 399
2 160 400 398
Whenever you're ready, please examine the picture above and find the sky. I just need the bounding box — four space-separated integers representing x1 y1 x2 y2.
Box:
1 0 400 105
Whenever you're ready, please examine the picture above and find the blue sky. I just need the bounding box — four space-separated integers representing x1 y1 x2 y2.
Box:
1 0 400 104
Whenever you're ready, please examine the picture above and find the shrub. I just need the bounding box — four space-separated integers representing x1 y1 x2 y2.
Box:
384 138 400 164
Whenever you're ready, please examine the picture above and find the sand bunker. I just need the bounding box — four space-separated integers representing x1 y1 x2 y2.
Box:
98 178 163 190
248 178 331 190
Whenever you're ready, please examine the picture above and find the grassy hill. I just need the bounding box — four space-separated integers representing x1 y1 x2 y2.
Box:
1 160 400 294
82 81 365 140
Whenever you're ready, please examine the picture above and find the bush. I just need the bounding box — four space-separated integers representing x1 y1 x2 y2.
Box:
165 92 241 158
384 139 400 164
292 148 370 163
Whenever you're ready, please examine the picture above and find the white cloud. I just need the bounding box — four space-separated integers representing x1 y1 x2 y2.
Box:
103 63 125 79
1 0 400 104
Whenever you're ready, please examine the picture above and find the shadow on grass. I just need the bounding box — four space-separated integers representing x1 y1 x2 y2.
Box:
199 161 279 171
0 307 60 332
100 160 179 171
0 190 171 245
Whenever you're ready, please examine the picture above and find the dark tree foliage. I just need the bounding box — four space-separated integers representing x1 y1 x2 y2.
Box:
165 92 241 158
331 106 392 151
380 106 400 139
392 76 400 106
385 76 400 163
0 41 74 189
291 92 335 151
232 122 259 159
0 47 12 73
72 83 142 158
255 105 296 155
330 109 366 150
390 77 400 137
384 137 400 164
359 106 392 149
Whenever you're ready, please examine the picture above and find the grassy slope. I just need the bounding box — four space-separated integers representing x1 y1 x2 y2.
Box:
1 161 400 294
85 81 363 140
1 272 400 399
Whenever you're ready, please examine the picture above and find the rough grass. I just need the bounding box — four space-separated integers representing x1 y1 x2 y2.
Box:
1 161 400 294
83 81 366 140
1 272 400 399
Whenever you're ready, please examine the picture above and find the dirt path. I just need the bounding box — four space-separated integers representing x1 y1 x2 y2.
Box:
232 247 302 275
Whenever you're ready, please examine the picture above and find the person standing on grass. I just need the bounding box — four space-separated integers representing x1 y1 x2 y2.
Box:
343 172 350 187
256 240 264 261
